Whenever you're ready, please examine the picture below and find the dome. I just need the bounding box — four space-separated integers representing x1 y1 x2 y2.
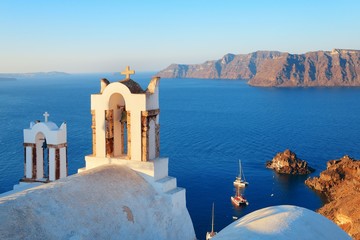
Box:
119 79 145 94
43 121 59 130
0 165 195 240
214 205 351 239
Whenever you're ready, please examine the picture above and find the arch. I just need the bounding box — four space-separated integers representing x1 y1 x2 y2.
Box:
106 93 128 157
35 132 47 180
102 82 132 102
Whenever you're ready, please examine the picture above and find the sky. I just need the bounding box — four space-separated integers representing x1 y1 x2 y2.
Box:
0 0 359 73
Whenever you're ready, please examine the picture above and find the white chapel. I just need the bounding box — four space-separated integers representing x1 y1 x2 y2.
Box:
0 67 196 240
23 112 68 182
80 66 162 171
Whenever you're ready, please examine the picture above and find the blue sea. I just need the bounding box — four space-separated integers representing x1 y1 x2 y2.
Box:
1 73 360 238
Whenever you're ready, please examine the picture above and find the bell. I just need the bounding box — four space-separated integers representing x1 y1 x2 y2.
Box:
120 111 127 123
42 139 47 149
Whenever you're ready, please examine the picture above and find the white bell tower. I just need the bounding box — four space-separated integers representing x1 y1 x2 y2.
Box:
23 112 68 182
79 67 188 214
80 67 169 178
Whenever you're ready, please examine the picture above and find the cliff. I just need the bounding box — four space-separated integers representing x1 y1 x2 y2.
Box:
266 149 314 174
305 155 360 239
157 49 360 87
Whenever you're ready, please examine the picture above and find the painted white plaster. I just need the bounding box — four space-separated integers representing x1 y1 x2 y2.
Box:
0 182 44 198
82 156 168 182
91 82 146 160
149 119 156 160
89 77 159 162
146 77 160 110
48 148 55 181
0 165 196 240
24 122 66 145
214 205 351 240
60 147 67 178
25 147 32 178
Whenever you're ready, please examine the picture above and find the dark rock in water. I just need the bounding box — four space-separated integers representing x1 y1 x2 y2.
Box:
305 155 360 239
266 149 314 174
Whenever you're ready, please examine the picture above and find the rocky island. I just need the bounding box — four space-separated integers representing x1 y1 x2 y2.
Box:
157 49 360 87
266 149 314 174
305 155 360 239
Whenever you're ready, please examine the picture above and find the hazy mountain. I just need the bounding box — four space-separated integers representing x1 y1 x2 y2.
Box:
0 71 70 78
157 49 360 87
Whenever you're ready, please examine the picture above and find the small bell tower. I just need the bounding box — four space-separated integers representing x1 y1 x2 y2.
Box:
23 112 68 182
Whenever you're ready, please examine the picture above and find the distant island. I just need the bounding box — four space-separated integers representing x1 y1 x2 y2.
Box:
0 71 70 79
0 77 16 81
157 49 360 87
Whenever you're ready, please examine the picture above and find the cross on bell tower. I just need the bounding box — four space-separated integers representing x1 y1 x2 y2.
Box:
43 112 50 122
121 66 135 79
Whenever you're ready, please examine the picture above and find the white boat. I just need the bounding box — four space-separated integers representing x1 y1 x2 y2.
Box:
233 160 249 188
206 203 217 240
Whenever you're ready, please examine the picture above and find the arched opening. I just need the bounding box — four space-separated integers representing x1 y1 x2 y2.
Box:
35 132 48 180
106 93 128 158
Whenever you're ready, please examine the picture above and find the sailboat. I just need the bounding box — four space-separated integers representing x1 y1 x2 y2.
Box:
231 187 249 206
206 202 217 240
233 160 249 188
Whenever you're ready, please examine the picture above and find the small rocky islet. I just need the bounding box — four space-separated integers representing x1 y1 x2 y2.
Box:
266 149 314 175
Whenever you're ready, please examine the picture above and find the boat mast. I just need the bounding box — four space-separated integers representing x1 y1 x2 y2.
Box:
211 202 215 233
239 159 247 182
242 161 246 182
238 160 242 180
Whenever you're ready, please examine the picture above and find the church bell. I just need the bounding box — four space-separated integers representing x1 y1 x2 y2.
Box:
42 139 48 149
120 111 127 123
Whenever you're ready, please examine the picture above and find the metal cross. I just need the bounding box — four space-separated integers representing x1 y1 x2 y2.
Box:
43 112 50 122
121 66 135 79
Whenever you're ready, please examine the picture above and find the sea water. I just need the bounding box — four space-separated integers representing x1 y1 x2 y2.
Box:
1 73 360 238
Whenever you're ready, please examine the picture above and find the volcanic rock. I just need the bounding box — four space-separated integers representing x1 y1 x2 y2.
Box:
266 149 314 174
305 155 360 239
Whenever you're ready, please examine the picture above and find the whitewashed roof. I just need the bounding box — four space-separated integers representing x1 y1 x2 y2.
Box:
214 205 351 240
0 165 195 240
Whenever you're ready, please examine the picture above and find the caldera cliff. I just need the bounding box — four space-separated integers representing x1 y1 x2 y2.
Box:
305 155 360 239
157 49 360 87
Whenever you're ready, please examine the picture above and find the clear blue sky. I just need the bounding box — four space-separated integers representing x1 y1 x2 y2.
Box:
1 0 359 73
